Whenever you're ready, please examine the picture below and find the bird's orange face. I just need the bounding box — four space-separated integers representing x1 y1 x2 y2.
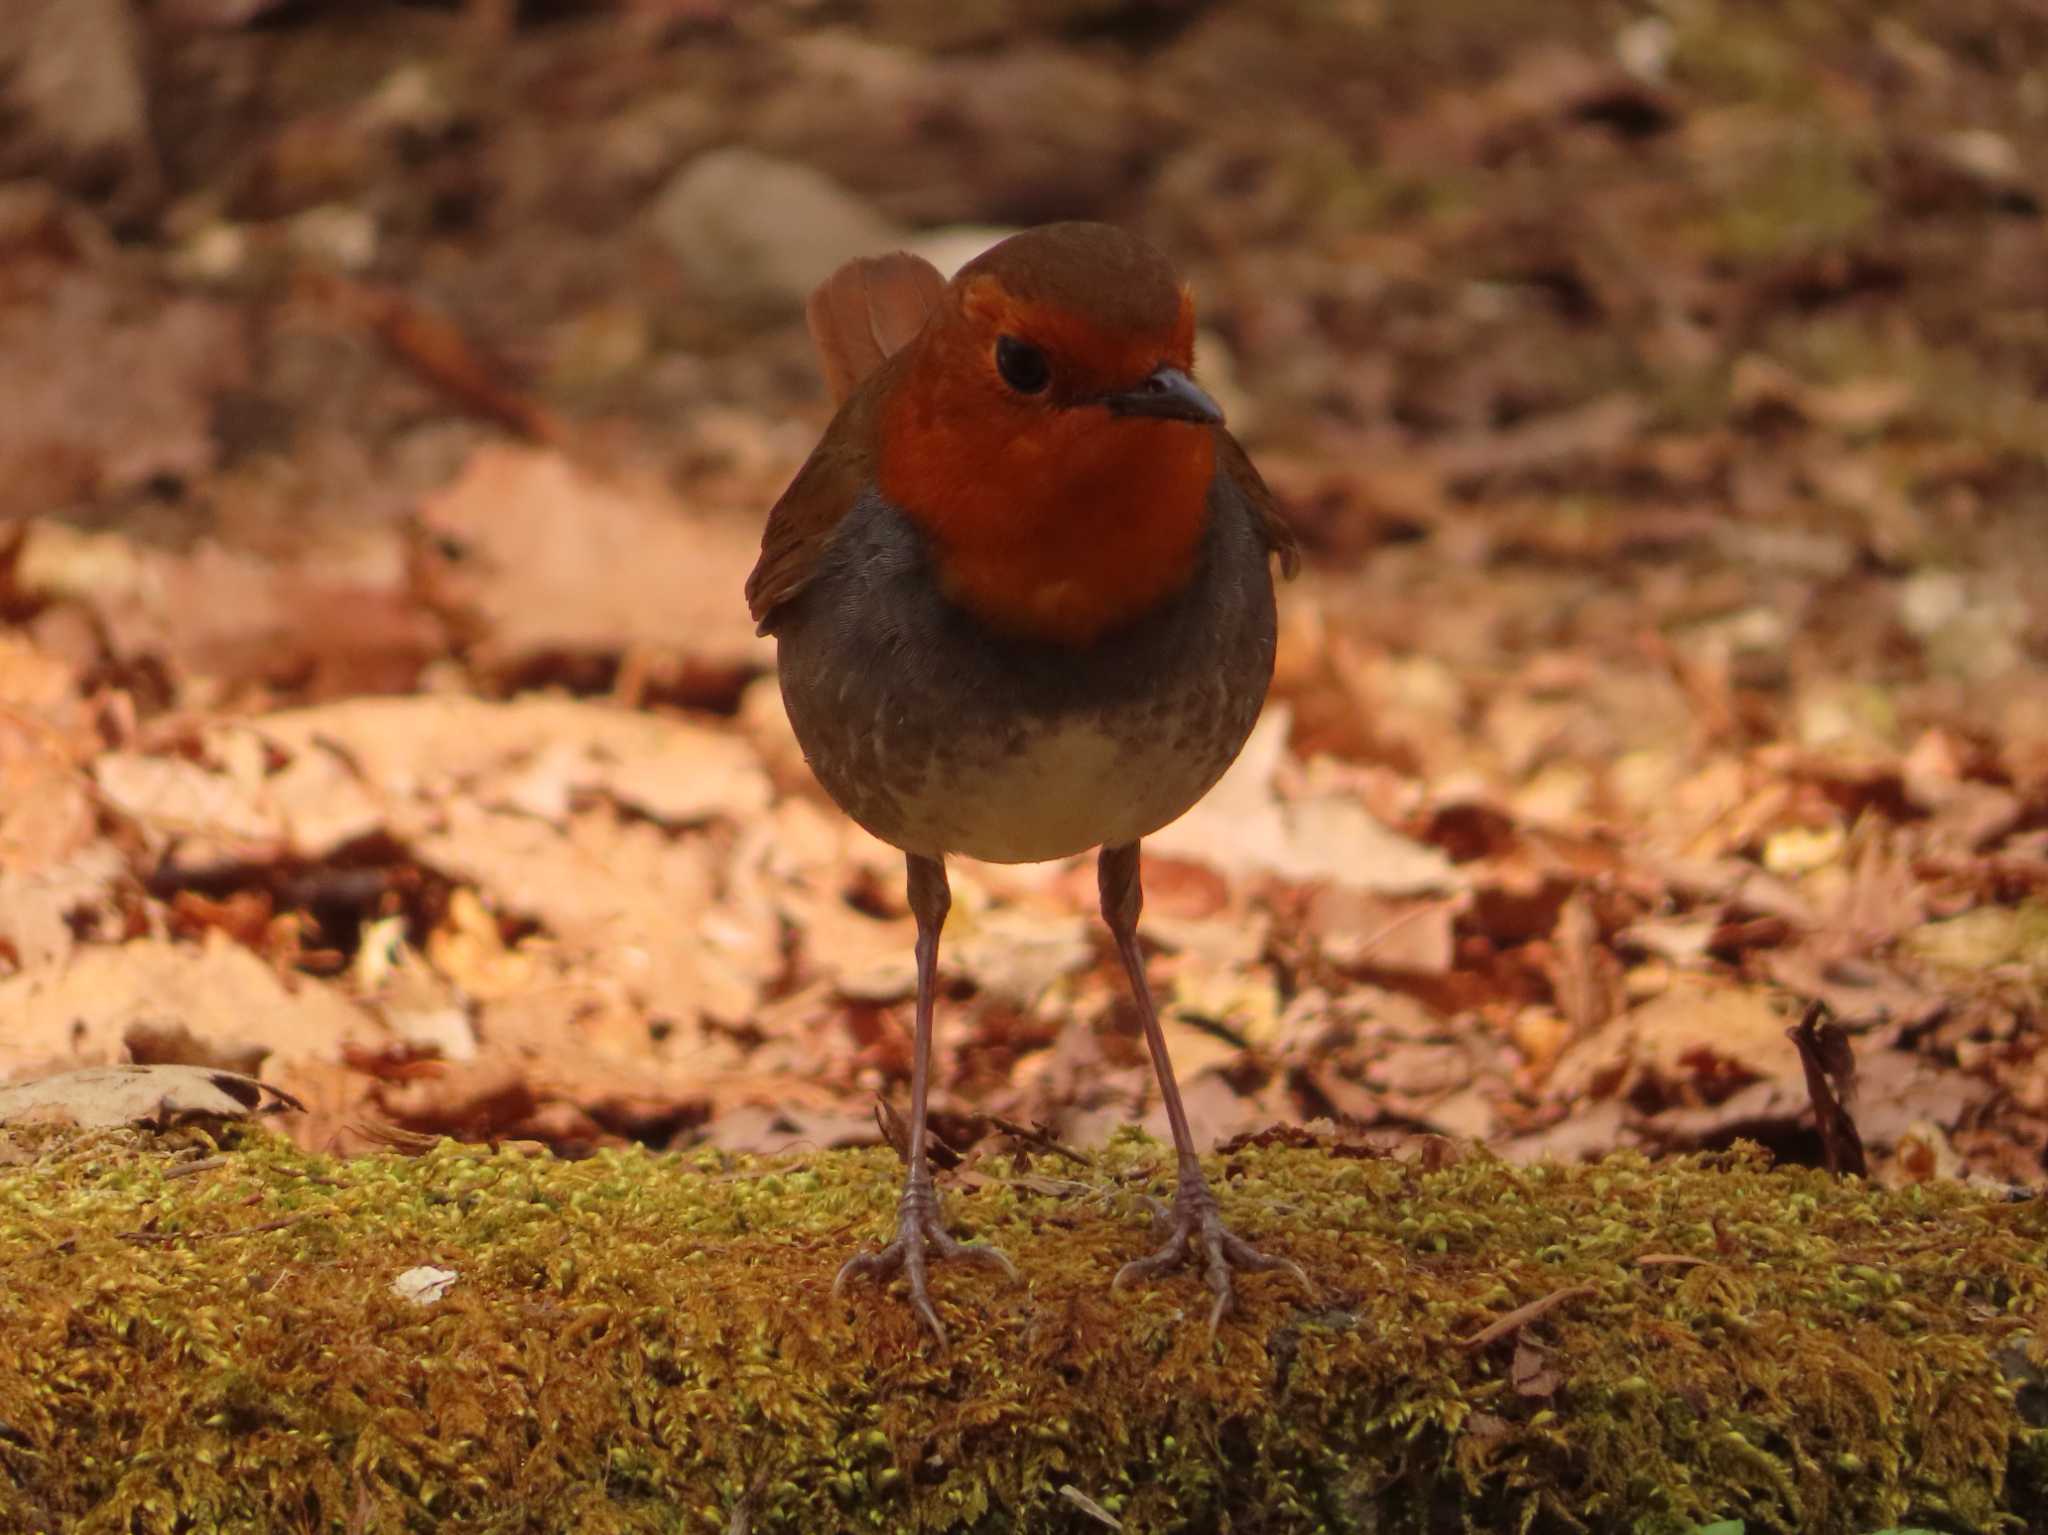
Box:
877 240 1221 649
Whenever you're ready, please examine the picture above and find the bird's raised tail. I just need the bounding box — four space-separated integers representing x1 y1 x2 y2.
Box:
805 252 947 406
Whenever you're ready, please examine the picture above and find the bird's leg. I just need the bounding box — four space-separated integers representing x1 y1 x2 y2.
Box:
1099 841 1311 1331
833 852 1018 1348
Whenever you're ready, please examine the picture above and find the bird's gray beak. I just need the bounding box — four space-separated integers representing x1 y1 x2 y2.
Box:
1104 366 1224 426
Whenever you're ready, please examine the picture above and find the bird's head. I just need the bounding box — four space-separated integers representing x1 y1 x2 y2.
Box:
877 222 1224 648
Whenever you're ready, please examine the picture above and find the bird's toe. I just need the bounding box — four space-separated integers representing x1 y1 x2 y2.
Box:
834 1198 1016 1349
1113 1176 1309 1328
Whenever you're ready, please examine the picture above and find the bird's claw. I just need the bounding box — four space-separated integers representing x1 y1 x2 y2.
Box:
1113 1175 1312 1333
833 1182 1018 1350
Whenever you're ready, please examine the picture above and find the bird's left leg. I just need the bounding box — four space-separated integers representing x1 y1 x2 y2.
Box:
833 852 1018 1348
1099 841 1312 1331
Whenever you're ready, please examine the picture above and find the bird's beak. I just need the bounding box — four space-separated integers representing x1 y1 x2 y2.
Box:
1103 366 1225 426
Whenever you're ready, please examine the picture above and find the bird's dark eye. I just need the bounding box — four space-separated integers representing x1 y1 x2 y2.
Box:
995 336 1050 394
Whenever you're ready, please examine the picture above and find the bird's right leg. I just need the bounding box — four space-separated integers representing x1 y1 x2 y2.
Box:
833 851 1018 1348
1098 841 1311 1331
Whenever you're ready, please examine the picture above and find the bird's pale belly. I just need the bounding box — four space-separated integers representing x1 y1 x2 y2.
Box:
867 710 1240 864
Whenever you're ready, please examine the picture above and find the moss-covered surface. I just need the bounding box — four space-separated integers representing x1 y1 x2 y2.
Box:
1 1127 2043 1535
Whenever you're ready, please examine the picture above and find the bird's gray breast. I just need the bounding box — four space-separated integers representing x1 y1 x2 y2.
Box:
771 478 1277 863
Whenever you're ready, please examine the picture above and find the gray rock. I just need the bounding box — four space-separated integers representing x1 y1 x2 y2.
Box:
0 0 160 220
648 148 905 316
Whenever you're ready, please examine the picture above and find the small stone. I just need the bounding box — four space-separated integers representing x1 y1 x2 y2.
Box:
1934 129 2034 207
169 221 250 285
362 62 456 138
0 0 161 218
289 204 378 272
1615 16 1675 82
648 148 905 316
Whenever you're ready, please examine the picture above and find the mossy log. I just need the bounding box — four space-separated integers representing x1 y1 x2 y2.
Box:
1 1126 2043 1534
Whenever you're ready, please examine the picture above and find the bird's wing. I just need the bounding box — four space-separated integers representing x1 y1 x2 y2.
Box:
804 251 947 406
746 255 946 633
1217 430 1301 579
745 360 900 632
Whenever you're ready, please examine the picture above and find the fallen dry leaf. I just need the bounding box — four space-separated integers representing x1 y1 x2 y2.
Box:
254 694 773 850
17 521 441 694
0 1063 301 1130
780 880 917 1001
695 1102 882 1155
1165 956 1282 1049
0 935 383 1081
391 1264 460 1305
125 1018 270 1077
1512 1339 1564 1399
414 803 763 1026
1152 708 1462 894
1306 887 1458 974
0 284 242 519
1630 979 1795 1090
1543 888 1625 1037
0 840 129 973
94 748 287 849
0 707 99 878
417 443 770 680
945 905 1093 1007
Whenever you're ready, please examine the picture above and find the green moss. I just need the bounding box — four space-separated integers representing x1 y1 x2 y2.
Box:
1908 902 2048 976
1770 316 2048 471
1702 123 1879 264
1670 12 1826 112
1 1129 2042 1533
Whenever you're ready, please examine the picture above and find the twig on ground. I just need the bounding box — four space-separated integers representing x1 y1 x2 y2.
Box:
985 1114 1092 1168
119 1212 317 1246
1787 1001 1869 1178
1457 1283 1598 1350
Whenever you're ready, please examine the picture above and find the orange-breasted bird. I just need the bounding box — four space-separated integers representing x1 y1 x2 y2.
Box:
747 221 1305 1347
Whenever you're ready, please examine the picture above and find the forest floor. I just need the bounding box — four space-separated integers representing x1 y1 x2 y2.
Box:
2 0 2046 1192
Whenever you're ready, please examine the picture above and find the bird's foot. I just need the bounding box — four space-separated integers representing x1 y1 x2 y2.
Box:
833 1178 1019 1349
1113 1169 1312 1332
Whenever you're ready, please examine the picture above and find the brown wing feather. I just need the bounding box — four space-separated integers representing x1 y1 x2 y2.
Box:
746 353 909 632
749 254 947 633
1217 430 1301 579
804 252 946 407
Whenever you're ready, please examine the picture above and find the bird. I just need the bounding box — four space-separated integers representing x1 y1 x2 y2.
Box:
746 221 1306 1347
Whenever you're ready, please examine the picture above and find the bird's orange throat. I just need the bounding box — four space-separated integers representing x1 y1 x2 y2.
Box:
877 387 1216 649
